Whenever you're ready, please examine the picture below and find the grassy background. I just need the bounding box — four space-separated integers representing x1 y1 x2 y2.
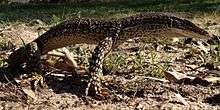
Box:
0 0 220 24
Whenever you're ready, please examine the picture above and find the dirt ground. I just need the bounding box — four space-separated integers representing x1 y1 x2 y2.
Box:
0 16 219 110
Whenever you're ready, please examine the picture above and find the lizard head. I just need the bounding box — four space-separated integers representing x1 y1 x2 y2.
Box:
120 12 211 39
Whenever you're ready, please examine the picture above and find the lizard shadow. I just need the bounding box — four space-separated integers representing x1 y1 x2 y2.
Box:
44 71 89 98
204 93 220 106
0 67 19 83
0 66 89 99
0 67 9 83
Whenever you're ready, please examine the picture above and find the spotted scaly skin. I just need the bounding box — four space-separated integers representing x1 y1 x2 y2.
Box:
8 12 210 98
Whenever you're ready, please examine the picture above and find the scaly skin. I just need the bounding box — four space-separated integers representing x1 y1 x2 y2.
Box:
8 12 210 98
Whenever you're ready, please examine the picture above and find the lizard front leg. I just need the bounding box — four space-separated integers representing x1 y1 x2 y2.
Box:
86 33 118 99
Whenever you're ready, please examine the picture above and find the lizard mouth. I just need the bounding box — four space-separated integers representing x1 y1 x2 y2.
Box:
170 18 210 38
145 28 211 39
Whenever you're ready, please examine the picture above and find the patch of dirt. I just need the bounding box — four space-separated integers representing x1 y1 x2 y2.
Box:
0 76 219 109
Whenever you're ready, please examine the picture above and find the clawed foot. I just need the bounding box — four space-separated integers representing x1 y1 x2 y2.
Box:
30 73 45 88
14 72 45 90
85 76 111 100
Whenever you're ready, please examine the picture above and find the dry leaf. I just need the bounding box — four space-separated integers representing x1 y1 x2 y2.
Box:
45 47 80 71
62 48 79 69
145 77 169 83
164 71 193 83
195 41 209 54
205 77 220 83
22 88 37 100
185 64 200 70
164 71 211 86
47 50 65 57
175 93 188 106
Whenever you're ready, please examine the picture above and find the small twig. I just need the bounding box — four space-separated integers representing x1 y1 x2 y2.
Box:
47 51 66 57
3 73 11 83
175 93 189 106
144 76 169 83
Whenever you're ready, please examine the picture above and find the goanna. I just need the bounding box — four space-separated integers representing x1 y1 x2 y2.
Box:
8 12 211 98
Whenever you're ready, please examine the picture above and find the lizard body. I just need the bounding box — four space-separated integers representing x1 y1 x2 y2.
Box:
8 12 210 98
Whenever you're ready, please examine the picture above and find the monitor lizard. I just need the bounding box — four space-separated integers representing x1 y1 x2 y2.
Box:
7 12 211 99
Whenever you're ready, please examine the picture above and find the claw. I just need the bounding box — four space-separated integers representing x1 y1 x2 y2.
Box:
85 81 91 96
30 73 44 88
14 72 45 91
